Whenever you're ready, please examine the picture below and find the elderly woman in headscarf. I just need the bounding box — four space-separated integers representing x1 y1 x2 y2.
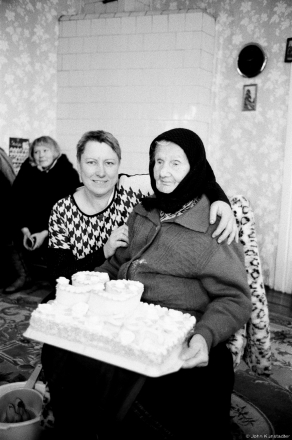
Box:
42 128 251 440
5 136 80 293
94 128 252 439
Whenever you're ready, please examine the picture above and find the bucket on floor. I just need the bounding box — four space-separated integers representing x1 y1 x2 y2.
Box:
0 382 43 440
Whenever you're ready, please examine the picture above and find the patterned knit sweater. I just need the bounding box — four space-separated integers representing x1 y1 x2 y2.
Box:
98 195 252 350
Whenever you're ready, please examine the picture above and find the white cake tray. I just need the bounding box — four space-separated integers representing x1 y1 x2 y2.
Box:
23 328 185 377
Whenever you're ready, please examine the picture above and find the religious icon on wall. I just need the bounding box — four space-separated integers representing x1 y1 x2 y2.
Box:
284 38 292 62
9 138 29 174
242 84 257 111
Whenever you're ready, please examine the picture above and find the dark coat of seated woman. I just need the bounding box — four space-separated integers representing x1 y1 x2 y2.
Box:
4 136 80 293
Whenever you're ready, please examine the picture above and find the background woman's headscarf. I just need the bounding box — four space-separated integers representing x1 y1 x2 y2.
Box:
142 128 216 213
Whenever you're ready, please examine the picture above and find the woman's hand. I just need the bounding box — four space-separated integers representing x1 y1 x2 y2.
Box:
104 225 129 259
180 334 209 369
209 201 238 245
30 230 48 250
22 228 34 251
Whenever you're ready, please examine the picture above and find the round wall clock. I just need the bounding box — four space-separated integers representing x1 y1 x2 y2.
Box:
237 43 267 78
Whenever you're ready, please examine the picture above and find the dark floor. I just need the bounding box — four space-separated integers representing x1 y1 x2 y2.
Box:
0 264 53 301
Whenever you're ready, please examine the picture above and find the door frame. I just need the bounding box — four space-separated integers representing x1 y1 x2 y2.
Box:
274 64 292 293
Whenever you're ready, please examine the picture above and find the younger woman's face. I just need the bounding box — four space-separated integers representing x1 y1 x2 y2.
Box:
33 145 55 169
153 142 190 194
78 141 120 199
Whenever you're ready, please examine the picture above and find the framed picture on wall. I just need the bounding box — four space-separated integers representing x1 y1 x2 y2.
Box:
9 137 29 174
242 84 257 111
284 38 292 62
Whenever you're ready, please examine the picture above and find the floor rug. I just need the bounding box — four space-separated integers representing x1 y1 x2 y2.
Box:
233 369 292 436
231 391 274 437
0 288 48 384
233 313 292 437
0 292 291 437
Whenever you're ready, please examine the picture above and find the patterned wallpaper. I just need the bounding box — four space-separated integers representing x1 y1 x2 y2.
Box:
0 0 292 289
204 0 291 288
0 0 79 153
153 0 292 288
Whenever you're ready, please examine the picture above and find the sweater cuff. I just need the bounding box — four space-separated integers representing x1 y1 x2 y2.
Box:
191 327 213 352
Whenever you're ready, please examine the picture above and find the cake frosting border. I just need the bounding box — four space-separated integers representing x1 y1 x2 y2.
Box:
24 273 196 377
23 327 186 377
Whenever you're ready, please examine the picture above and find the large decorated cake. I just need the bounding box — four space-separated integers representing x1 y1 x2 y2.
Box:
24 271 196 376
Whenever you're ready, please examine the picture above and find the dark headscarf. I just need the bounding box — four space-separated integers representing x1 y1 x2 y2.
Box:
142 128 215 213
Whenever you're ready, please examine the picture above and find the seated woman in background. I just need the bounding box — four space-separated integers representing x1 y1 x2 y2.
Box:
41 129 247 440
46 129 237 284
4 136 80 293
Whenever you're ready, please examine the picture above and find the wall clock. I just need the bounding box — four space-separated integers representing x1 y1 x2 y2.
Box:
237 43 267 78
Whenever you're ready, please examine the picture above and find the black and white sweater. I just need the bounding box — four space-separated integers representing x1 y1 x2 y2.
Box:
47 174 152 280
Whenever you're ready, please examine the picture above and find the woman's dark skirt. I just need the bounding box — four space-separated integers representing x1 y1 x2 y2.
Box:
42 342 234 439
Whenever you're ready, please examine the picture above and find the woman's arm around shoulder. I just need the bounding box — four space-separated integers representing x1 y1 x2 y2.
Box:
210 200 238 244
205 178 238 245
118 174 152 199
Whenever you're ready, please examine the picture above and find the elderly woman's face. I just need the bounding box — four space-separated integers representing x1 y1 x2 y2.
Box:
78 141 120 198
33 145 55 170
153 142 190 194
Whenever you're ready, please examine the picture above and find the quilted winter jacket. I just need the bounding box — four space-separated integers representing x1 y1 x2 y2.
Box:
99 195 252 351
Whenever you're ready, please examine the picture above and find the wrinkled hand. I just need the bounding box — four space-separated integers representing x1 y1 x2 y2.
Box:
210 201 238 245
104 225 129 259
180 334 209 369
